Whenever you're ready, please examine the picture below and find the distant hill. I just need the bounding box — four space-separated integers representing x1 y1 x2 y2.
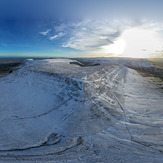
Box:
148 58 163 68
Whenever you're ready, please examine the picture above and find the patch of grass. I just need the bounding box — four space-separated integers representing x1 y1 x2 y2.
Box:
135 67 163 80
148 58 163 68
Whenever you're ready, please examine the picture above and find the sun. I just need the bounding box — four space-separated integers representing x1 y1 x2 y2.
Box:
102 39 126 55
120 27 163 58
103 27 163 58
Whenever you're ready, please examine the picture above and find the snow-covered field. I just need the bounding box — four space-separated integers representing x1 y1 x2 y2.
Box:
0 58 162 162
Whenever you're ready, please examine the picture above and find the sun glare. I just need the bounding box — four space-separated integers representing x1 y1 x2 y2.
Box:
103 38 126 55
103 27 163 58
119 27 163 58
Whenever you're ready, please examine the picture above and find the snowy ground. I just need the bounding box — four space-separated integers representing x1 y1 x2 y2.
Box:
0 58 162 162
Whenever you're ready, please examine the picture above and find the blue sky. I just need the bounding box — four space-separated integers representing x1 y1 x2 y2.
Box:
0 0 163 58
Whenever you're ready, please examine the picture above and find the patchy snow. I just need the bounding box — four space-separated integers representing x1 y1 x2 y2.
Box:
0 58 162 162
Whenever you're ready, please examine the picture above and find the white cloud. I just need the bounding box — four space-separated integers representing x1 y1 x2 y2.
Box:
61 20 163 58
62 20 127 51
40 29 51 36
99 36 109 40
49 32 65 40
40 20 163 58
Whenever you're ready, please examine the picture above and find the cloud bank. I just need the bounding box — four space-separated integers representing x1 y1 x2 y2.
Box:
61 20 124 51
39 19 163 57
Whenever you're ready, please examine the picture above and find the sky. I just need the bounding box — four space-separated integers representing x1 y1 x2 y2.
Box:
0 0 163 58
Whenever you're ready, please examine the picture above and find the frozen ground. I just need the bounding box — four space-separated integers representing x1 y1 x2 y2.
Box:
0 58 162 162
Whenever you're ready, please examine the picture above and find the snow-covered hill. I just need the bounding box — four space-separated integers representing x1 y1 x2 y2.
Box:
0 58 162 162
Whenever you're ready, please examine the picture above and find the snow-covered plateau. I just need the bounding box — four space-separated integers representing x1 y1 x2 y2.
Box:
0 58 162 162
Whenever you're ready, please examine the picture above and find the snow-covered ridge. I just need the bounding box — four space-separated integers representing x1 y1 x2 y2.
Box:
23 58 81 66
77 57 155 68
0 59 86 151
0 58 162 162
0 59 125 151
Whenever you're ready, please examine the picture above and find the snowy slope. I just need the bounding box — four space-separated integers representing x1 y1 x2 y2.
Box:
0 58 162 162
